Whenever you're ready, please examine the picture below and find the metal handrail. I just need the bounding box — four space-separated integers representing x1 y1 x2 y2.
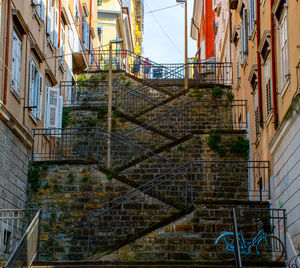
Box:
3 209 41 268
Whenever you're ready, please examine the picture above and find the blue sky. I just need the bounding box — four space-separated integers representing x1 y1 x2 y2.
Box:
143 0 197 63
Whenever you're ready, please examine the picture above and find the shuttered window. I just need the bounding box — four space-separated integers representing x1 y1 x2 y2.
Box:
46 87 63 128
254 86 260 138
59 22 65 65
248 0 256 37
279 10 289 91
32 0 46 21
241 8 248 64
11 29 22 95
264 57 273 117
82 13 89 50
29 59 44 120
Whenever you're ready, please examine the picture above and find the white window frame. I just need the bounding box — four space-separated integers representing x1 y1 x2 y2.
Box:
279 9 289 93
241 8 248 65
11 29 22 96
29 58 43 120
59 22 65 67
45 87 63 129
264 56 273 118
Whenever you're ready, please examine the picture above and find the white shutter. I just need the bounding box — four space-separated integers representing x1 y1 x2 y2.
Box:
47 87 60 128
37 73 44 120
57 96 63 129
46 0 52 34
29 60 35 107
11 32 17 90
54 7 59 48
41 0 46 21
15 34 22 94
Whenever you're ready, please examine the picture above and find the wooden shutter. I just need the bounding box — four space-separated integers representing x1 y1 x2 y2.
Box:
46 0 52 35
11 31 17 91
41 0 46 21
29 60 35 107
54 6 59 48
57 96 63 128
37 73 44 120
47 87 60 128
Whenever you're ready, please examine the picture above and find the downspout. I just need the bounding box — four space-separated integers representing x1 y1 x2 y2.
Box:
58 0 61 47
3 0 11 105
89 0 92 52
256 0 263 128
270 0 278 129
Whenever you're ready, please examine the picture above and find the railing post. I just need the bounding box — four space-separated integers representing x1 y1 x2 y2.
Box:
233 208 242 268
107 43 113 170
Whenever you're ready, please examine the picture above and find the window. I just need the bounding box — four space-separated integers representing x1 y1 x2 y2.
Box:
82 12 89 50
97 26 102 43
264 56 272 117
11 29 22 95
32 0 46 21
74 0 79 24
46 0 58 48
59 22 65 66
279 10 289 91
29 58 43 120
248 0 256 37
241 8 248 64
45 87 63 128
254 86 260 138
236 44 240 83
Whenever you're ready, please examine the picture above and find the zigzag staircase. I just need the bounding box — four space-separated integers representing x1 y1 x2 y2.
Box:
28 53 283 267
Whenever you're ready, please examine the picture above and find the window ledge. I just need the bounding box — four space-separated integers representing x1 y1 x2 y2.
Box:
58 59 65 73
280 75 291 97
241 56 248 70
10 87 21 103
255 135 261 147
32 8 42 26
29 112 38 125
47 38 55 52
266 112 273 126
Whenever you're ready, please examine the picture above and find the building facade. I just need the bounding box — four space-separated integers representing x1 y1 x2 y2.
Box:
230 0 300 259
0 0 99 210
191 0 215 61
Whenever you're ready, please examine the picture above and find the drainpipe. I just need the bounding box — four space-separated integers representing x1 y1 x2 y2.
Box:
270 0 279 129
89 0 92 52
58 0 61 47
3 0 11 105
256 0 263 128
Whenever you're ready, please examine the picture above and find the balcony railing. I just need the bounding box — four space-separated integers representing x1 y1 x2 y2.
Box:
87 50 233 86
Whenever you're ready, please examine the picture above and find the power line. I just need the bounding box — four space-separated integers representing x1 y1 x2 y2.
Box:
144 1 184 57
145 4 180 14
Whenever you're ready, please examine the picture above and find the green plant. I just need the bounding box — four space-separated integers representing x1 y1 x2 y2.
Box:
41 162 49 168
119 117 128 123
177 144 185 151
165 147 171 153
53 183 60 192
98 106 108 119
230 137 249 159
124 80 131 86
28 163 41 192
81 174 91 182
87 118 97 126
77 74 88 85
206 131 226 157
68 173 75 183
62 108 71 128
226 92 234 101
88 75 100 81
106 174 112 180
100 72 107 80
211 86 223 99
43 182 51 190
82 168 87 173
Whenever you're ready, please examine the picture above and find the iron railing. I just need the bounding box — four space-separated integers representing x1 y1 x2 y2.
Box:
137 100 248 130
60 80 112 107
1 209 41 267
187 160 270 201
87 50 233 86
232 207 286 266
32 127 179 172
87 162 191 256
